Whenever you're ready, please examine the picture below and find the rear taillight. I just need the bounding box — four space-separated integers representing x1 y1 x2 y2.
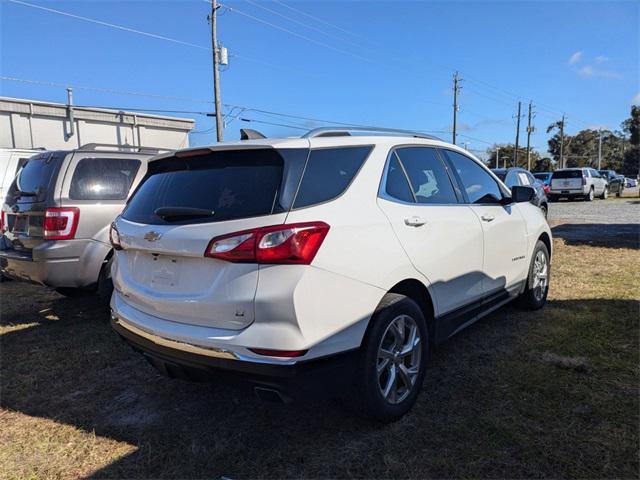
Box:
0 211 5 234
43 207 79 240
109 222 123 250
582 175 587 186
205 221 330 265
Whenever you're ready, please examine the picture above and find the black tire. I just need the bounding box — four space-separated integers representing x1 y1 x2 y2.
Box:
519 240 550 310
348 293 429 423
599 187 608 200
97 256 114 307
540 203 548 218
55 287 91 298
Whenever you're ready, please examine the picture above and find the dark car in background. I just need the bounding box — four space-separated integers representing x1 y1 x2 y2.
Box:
532 172 552 195
598 170 625 197
492 167 549 217
533 172 552 186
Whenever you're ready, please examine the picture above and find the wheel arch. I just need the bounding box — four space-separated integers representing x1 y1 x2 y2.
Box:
538 231 552 260
387 278 435 343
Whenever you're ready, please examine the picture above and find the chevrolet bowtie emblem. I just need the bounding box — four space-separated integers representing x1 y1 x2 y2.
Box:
143 231 162 242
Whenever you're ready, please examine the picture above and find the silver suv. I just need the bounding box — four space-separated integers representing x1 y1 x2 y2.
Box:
549 167 608 201
0 144 161 302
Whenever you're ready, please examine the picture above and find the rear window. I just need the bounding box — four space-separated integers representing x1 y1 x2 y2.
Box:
533 173 549 180
552 170 582 179
10 153 61 203
123 148 307 225
70 158 141 200
292 146 371 209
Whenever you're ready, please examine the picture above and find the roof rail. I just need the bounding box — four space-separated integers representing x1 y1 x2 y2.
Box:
77 143 168 154
302 127 442 141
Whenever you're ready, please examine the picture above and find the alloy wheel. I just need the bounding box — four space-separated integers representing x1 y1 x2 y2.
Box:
532 250 549 301
376 315 422 404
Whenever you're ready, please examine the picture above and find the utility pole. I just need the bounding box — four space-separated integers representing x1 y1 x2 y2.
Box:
559 115 565 169
526 101 535 171
495 147 500 169
452 72 460 145
209 0 223 142
514 101 522 167
597 129 603 170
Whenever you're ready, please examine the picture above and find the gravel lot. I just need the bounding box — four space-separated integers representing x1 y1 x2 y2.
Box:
548 196 640 224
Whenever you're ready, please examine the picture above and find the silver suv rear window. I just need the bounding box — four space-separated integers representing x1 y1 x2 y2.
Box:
69 158 141 200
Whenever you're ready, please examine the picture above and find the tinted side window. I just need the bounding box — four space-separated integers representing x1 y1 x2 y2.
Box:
395 147 458 204
505 171 520 188
70 158 140 200
444 150 503 204
384 153 414 203
293 146 371 209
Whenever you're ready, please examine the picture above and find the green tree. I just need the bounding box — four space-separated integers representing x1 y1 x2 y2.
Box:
532 157 553 172
621 105 640 146
622 148 639 177
486 144 541 170
620 106 639 177
546 124 629 170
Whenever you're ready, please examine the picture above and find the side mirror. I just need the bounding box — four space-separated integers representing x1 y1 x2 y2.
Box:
511 185 535 203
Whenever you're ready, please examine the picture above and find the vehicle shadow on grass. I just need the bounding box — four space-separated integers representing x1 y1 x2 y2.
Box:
1 282 638 479
552 223 640 249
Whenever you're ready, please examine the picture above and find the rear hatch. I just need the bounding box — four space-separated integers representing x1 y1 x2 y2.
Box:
551 170 583 191
114 146 309 330
1 152 63 253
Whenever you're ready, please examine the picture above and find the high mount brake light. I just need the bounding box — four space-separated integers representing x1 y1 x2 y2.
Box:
205 222 330 265
109 222 123 250
43 207 79 240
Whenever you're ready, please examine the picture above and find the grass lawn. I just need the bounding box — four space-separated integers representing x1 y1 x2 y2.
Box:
1 233 638 479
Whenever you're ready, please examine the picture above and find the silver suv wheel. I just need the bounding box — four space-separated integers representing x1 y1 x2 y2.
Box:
532 250 549 302
377 314 422 404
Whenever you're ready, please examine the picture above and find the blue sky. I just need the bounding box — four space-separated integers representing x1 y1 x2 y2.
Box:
1 0 638 156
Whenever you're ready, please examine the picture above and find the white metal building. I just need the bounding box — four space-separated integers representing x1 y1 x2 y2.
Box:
0 96 195 150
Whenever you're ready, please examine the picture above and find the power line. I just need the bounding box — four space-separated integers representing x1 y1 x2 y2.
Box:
216 2 376 63
242 0 370 51
0 75 215 104
240 117 309 131
271 0 373 42
7 0 210 51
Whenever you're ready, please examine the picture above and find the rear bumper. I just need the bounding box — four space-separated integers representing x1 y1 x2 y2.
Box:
111 314 358 401
0 238 109 287
549 188 587 197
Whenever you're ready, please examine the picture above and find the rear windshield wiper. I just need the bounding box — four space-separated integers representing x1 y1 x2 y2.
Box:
154 207 214 220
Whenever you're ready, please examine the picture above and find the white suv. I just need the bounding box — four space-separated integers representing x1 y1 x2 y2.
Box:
110 128 552 422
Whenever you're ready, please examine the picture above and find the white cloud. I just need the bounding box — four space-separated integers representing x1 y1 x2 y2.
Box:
633 93 640 105
577 64 622 79
595 55 609 64
568 51 583 65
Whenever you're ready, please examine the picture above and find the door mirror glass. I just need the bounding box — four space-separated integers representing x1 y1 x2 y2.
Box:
511 185 535 203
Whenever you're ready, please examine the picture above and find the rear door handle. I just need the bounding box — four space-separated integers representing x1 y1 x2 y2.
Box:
481 214 495 222
404 216 426 227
